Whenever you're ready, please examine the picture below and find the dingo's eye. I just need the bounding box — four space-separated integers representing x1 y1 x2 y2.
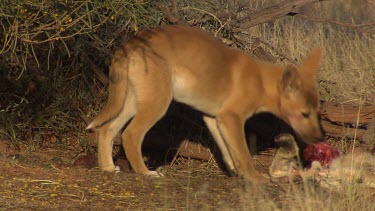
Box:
302 112 310 118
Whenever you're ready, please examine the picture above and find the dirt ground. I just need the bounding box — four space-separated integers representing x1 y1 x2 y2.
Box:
0 138 280 210
0 109 373 210
1 108 374 210
1 135 375 210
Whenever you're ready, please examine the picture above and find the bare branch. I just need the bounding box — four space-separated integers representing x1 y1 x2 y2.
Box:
252 37 298 65
156 2 180 24
237 0 325 30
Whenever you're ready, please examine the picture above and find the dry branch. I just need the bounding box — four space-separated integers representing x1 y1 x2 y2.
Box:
321 120 367 139
237 0 324 30
156 1 180 24
320 102 375 139
173 140 212 162
321 102 375 125
90 63 108 85
82 54 109 86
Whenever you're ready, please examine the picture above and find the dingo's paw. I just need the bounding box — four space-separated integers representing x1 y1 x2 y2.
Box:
114 165 121 173
100 164 120 172
146 170 164 177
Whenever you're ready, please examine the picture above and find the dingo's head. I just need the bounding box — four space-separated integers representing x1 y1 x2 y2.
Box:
279 49 323 144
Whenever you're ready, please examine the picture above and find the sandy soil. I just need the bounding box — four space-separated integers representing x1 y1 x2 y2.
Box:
0 140 282 210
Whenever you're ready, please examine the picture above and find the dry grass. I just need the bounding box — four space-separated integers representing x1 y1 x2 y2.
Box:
238 182 374 211
243 0 375 105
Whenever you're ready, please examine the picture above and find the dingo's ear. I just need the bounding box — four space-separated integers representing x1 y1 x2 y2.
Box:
301 48 322 78
280 65 301 93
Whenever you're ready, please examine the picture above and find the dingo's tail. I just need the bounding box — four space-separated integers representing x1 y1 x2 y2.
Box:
86 50 128 130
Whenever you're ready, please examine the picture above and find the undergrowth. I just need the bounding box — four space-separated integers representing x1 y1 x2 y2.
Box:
0 0 162 147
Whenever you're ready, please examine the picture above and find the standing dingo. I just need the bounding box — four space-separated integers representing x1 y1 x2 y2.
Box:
87 25 323 183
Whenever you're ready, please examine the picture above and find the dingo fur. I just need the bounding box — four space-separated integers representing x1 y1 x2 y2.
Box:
87 25 323 183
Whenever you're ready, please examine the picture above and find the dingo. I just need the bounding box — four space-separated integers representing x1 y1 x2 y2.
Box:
87 25 323 183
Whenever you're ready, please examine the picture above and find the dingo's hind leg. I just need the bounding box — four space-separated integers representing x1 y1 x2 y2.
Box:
97 90 136 171
122 64 172 176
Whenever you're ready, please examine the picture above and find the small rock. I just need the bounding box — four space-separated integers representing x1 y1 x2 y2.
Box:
73 155 97 169
115 157 132 172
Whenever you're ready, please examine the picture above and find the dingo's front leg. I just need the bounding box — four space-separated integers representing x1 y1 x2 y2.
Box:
203 115 237 175
216 111 269 183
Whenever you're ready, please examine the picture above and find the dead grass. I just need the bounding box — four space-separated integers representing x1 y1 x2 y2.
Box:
234 176 375 211
244 0 375 105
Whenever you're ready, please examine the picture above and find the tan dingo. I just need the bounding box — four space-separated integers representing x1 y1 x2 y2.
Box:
87 25 323 183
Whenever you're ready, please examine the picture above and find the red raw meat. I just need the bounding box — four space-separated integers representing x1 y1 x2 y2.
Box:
303 142 340 168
